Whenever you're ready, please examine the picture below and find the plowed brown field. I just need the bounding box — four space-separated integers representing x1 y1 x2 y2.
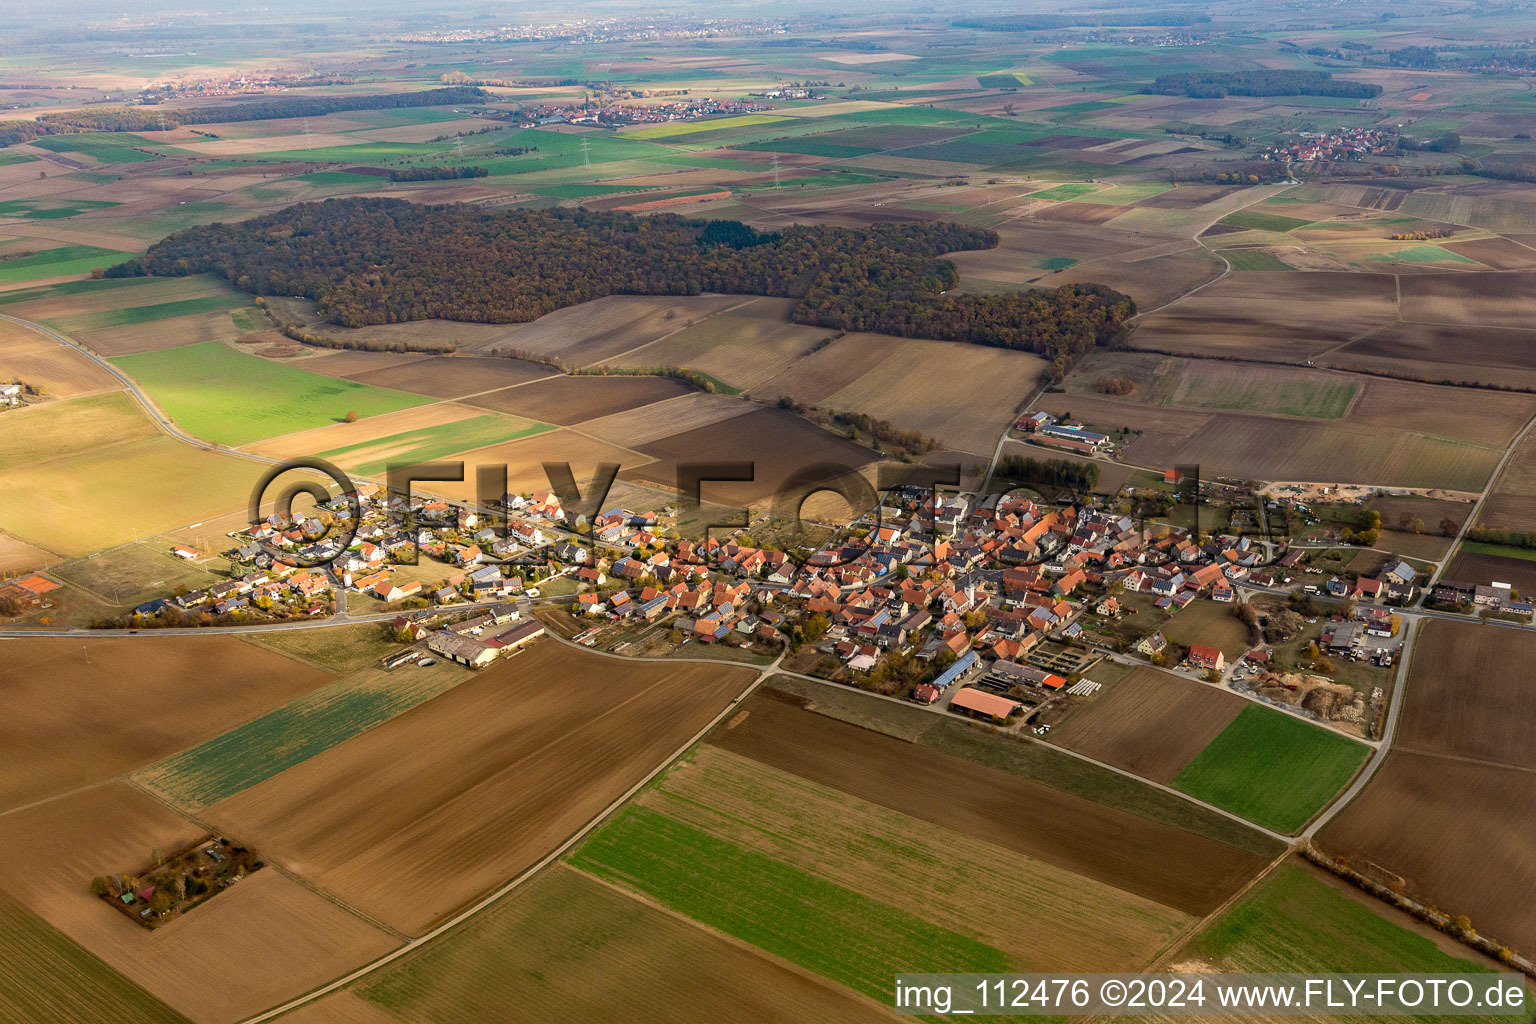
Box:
709 693 1268 915
1049 667 1246 784
204 643 756 935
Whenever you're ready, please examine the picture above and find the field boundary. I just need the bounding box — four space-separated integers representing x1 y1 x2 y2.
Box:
232 643 782 1024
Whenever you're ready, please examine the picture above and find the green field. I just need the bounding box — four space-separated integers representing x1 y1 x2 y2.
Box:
45 293 251 334
1173 706 1370 833
1221 248 1293 271
29 133 166 164
0 245 137 285
1073 183 1173 205
625 114 795 140
1371 245 1480 266
0 276 175 308
1163 364 1358 419
1037 255 1079 271
0 199 120 220
318 413 553 476
0 897 190 1024
1219 210 1314 233
1177 865 1511 1024
1457 540 1536 562
1030 182 1100 201
571 805 1010 1000
111 341 430 446
977 71 1033 88
0 152 38 166
137 663 468 811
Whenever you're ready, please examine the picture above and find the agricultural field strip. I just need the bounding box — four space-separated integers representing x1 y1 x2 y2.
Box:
575 294 764 368
1428 407 1536 588
777 668 1294 843
229 638 782 1024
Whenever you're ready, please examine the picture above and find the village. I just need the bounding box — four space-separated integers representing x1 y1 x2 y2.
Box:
1256 126 1395 165
81 449 1462 745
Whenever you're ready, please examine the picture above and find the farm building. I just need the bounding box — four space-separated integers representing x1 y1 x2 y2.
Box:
929 650 979 691
950 687 1021 723
427 632 499 668
491 619 545 651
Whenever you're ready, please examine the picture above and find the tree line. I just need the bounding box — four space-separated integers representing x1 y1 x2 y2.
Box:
956 13 1209 30
107 197 1134 377
994 454 1100 492
1148 71 1381 99
387 165 489 181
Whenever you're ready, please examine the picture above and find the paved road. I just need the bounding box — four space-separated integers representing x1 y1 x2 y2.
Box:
0 312 277 469
1302 615 1417 839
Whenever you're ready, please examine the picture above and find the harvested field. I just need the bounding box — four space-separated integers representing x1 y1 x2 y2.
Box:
1330 320 1536 391
0 532 51 575
0 391 155 474
282 349 426 378
608 297 829 391
1033 249 1224 312
1319 750 1536 956
74 310 252 357
640 745 1191 971
246 401 491 459
1399 271 1536 329
1344 377 1535 449
482 294 747 367
1441 237 1536 270
0 635 332 812
709 692 1270 915
757 331 1046 455
1064 352 1358 420
578 392 753 448
467 374 692 425
1396 619 1536 771
1443 548 1536 593
1049 667 1245 784
0 892 189 1024
1036 393 1503 491
0 783 399 1024
291 865 891 1024
339 355 555 398
203 644 756 935
0 318 122 397
1368 494 1471 534
424 427 652 500
622 406 881 510
252 405 551 477
0 436 265 557
1130 272 1399 361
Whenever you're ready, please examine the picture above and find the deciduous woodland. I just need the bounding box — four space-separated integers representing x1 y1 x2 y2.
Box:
109 198 1134 378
